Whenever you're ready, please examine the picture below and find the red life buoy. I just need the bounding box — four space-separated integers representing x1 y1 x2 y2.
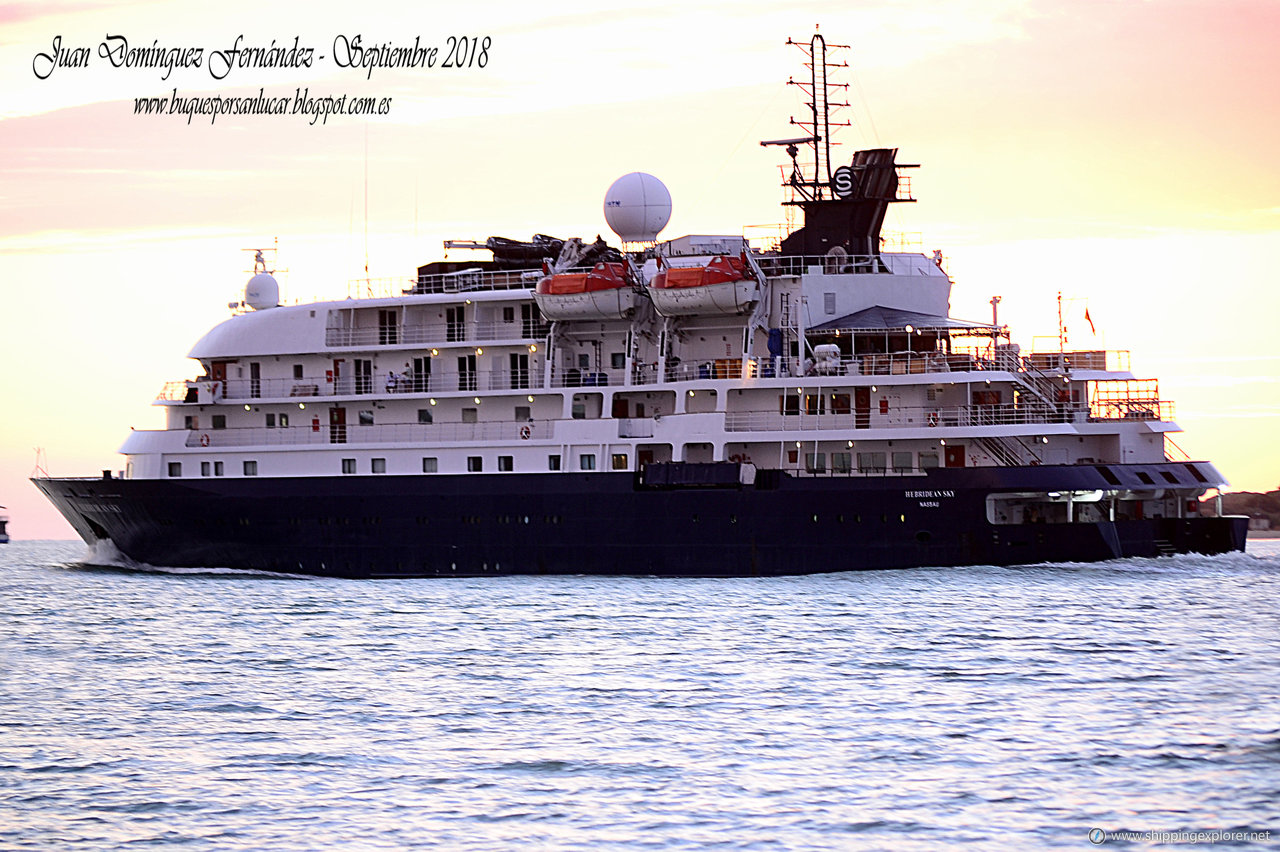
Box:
927 412 939 427
199 433 210 447
520 426 531 440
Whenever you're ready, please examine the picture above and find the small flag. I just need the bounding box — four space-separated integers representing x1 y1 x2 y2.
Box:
1085 307 1096 335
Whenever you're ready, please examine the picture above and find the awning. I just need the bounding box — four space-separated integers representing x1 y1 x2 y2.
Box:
808 306 997 334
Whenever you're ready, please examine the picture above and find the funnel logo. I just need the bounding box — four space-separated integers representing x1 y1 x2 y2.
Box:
830 165 854 199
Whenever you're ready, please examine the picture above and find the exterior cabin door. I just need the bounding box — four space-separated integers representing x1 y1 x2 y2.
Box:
211 361 229 382
354 359 372 395
521 303 542 338
509 353 529 389
329 407 346 444
411 356 431 392
378 309 398 345
446 306 465 342
332 359 349 395
854 387 871 429
458 355 477 391
945 444 966 468
249 362 261 398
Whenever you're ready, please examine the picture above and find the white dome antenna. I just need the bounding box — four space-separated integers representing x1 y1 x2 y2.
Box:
604 173 671 244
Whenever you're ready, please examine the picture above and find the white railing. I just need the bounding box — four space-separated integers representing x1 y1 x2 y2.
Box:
185 419 555 449
160 370 548 403
324 321 550 348
723 401 1134 433
339 270 539 300
755 253 942 277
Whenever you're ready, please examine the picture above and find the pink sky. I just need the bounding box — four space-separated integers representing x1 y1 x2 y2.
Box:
2 0 1279 538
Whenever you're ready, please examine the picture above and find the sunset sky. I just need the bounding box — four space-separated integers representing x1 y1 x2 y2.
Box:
2 0 1278 538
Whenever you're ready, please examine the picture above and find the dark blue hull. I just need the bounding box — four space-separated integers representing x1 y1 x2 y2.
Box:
33 464 1247 578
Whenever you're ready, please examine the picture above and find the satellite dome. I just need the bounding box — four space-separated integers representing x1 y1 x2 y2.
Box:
603 172 671 243
245 272 279 310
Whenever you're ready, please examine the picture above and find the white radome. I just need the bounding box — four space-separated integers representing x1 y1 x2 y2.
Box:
245 272 279 310
603 172 671 243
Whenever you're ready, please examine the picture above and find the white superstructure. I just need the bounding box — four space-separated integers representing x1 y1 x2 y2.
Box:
131 240 1179 505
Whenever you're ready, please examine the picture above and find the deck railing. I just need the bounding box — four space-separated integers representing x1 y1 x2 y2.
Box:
724 399 1172 432
185 418 556 449
324 320 550 348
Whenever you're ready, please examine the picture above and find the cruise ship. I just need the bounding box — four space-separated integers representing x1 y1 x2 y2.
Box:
34 36 1246 577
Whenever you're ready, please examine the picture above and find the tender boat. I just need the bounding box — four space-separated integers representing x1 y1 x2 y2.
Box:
534 261 638 321
648 253 758 317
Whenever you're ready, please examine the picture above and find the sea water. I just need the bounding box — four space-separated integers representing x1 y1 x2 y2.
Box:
2 540 1277 850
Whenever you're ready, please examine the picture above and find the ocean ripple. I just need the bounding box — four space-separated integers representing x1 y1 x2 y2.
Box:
1 539 1278 849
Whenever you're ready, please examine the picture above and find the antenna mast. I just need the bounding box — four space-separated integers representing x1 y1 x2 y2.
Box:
777 30 850 202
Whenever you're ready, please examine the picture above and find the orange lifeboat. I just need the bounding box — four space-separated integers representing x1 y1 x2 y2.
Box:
533 262 638 321
648 254 758 317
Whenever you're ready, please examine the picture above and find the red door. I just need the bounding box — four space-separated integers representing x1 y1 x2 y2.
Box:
945 444 966 468
329 407 346 444
854 387 871 429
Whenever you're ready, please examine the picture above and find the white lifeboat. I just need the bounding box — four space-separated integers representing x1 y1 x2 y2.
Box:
647 254 757 317
533 262 638 321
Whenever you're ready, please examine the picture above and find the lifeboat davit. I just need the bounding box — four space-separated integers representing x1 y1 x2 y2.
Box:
533 262 638 321
648 254 758 317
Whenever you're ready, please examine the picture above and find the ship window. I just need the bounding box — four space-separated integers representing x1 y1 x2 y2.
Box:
467 456 483 472
805 394 825 415
611 353 625 369
857 452 887 473
184 415 197 430
830 394 851 414
418 409 433 424
498 456 513 471
805 453 826 473
514 406 530 421
266 413 276 428
359 410 374 426
342 458 356 474
571 401 585 419
1184 464 1208 483
279 413 289 428
580 453 596 471
1137 471 1155 485
919 453 940 470
611 453 628 471
462 408 478 424
787 450 798 464
201 461 211 477
212 415 226 429
214 461 224 476
1097 465 1122 485
832 452 852 473
1161 471 1179 484
293 364 304 379
892 452 913 472
548 454 561 471
422 457 437 473
578 354 591 369
243 460 258 476
168 462 182 477
780 394 800 416
371 458 386 474
824 292 836 315
503 306 515 323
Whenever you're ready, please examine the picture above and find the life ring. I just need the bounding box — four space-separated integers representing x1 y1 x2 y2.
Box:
927 412 938 427
199 433 210 447
519 426 531 440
